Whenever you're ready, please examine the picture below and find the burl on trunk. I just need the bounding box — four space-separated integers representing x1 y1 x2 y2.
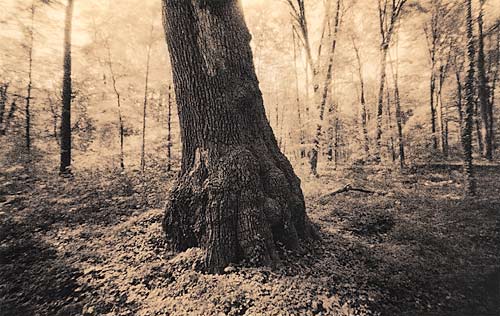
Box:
161 0 316 273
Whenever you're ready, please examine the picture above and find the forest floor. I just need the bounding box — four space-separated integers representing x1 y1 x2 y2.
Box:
0 161 499 316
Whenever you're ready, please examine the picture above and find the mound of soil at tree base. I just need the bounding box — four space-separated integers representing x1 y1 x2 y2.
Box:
31 209 360 316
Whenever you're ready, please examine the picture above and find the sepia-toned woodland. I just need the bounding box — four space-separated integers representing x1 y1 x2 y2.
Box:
0 0 499 315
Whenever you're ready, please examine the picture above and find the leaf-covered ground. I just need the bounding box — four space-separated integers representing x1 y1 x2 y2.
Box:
1 163 499 315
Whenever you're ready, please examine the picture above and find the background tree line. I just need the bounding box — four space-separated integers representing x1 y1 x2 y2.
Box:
0 0 498 196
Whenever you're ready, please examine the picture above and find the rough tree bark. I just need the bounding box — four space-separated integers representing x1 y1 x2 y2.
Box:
161 0 316 273
463 0 476 195
60 0 74 174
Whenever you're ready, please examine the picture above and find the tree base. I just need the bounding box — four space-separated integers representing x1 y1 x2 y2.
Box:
163 145 317 273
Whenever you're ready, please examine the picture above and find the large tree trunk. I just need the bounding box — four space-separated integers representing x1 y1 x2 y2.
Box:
161 0 316 273
60 0 74 174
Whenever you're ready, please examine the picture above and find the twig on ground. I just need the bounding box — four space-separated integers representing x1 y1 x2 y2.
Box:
319 184 387 204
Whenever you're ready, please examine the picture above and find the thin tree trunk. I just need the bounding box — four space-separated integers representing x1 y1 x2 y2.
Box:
376 47 388 161
327 103 334 162
394 78 405 168
25 3 35 154
375 0 407 161
474 99 484 155
141 23 154 173
60 0 74 174
166 85 172 172
430 70 438 150
489 32 499 156
389 40 405 169
334 116 339 169
463 0 476 195
292 27 305 158
444 100 449 157
161 0 316 273
352 39 370 159
105 42 125 170
305 57 310 117
424 11 439 152
386 85 396 162
309 0 341 175
477 0 492 160
438 65 449 158
456 67 464 130
0 84 8 136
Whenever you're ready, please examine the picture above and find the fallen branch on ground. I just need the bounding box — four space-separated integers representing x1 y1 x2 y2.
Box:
319 184 387 204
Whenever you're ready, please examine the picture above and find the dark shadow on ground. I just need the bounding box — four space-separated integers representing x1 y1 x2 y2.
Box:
302 165 500 315
0 220 82 316
0 168 84 316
